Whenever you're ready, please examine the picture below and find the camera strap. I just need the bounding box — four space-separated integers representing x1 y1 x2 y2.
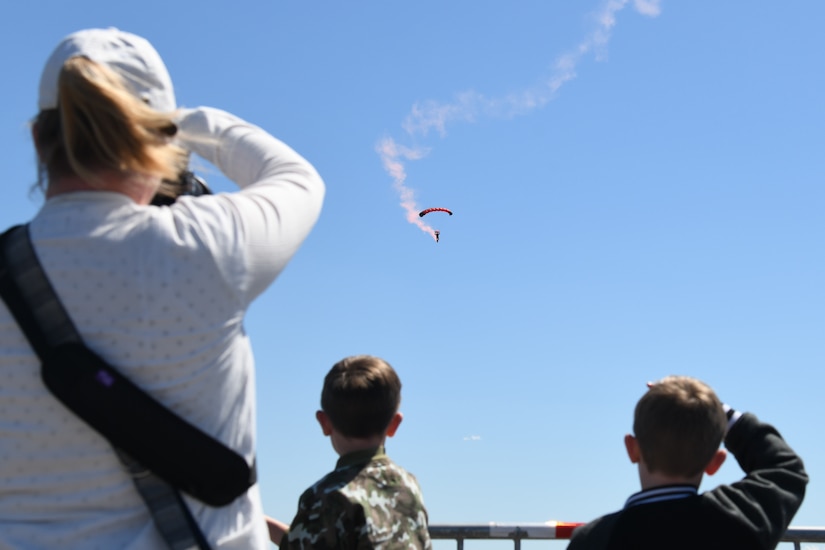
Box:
0 224 212 550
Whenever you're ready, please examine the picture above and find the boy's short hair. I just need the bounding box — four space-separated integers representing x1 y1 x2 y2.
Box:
633 375 727 477
321 355 402 438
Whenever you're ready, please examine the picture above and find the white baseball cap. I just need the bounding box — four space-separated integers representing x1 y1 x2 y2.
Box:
38 28 176 112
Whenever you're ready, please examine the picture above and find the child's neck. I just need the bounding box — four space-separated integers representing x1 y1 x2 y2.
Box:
331 432 386 456
638 466 703 490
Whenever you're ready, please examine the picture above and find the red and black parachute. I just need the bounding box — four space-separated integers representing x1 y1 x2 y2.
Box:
418 207 452 243
419 207 453 218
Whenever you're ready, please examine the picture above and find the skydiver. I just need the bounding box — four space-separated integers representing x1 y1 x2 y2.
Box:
434 230 440 243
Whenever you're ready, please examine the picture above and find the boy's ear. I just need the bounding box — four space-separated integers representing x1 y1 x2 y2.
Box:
316 410 333 436
385 412 403 438
624 434 641 464
704 448 727 476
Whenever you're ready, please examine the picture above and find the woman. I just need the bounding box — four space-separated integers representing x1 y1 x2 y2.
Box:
0 28 324 549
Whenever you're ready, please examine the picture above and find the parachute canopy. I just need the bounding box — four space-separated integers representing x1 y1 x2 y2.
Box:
419 207 453 218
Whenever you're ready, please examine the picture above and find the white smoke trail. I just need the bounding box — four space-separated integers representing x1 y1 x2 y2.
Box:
376 137 435 236
377 0 662 240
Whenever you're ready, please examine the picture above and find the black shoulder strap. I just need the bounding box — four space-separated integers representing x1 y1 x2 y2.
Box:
0 225 256 503
0 224 212 550
0 225 78 354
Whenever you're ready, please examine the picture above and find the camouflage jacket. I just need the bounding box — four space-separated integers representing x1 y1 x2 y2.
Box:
284 446 432 549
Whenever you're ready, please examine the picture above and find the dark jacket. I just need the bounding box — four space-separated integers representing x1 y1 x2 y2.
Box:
567 413 808 550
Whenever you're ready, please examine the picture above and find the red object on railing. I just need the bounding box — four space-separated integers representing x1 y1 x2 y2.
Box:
550 521 585 539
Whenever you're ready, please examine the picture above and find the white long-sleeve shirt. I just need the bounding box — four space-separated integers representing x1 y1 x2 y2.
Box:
0 107 325 549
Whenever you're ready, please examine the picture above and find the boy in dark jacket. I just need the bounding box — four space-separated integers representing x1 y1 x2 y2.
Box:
568 375 807 550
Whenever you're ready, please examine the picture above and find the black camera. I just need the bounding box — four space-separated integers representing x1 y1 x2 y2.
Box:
151 170 212 206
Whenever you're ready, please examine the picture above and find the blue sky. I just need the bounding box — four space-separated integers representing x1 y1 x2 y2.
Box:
2 1 824 547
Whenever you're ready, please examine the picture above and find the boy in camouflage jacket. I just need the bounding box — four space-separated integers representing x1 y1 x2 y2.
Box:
266 355 432 549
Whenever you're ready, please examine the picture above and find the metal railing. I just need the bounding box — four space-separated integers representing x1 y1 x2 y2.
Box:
429 523 825 549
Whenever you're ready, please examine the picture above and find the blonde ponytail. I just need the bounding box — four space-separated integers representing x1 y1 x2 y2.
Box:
34 56 187 191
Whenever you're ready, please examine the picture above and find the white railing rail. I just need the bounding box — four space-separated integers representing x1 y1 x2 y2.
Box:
428 523 825 549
